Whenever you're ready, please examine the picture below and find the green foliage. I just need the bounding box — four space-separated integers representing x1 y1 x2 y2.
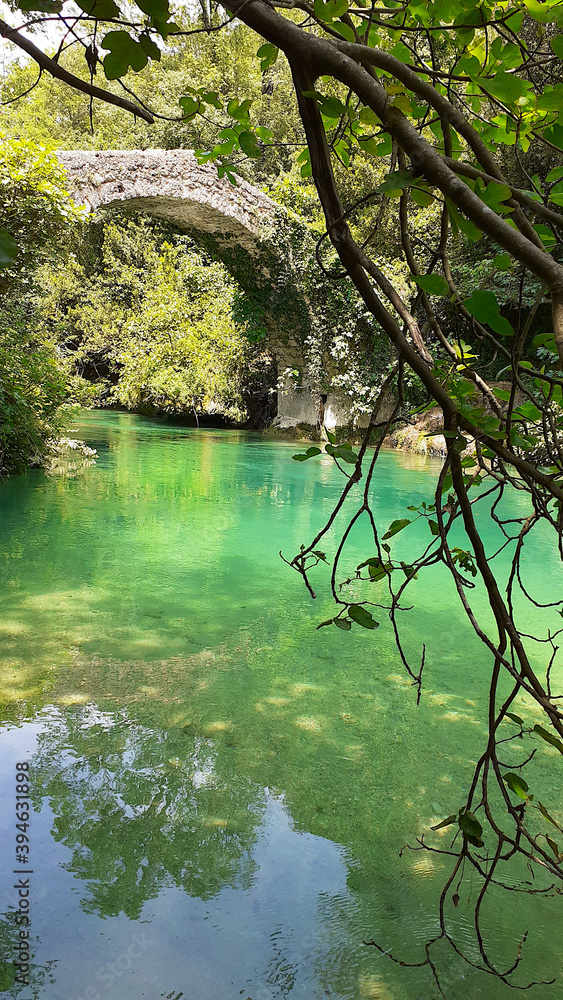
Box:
317 602 379 631
0 24 304 184
0 135 82 475
38 217 257 421
0 299 71 476
0 133 82 286
463 289 515 338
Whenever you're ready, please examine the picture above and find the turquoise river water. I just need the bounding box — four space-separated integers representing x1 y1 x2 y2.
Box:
0 410 562 1000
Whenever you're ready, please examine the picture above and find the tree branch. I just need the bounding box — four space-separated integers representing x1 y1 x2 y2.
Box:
0 17 154 123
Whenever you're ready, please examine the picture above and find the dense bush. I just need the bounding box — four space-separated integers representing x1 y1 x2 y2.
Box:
38 216 266 422
0 136 82 475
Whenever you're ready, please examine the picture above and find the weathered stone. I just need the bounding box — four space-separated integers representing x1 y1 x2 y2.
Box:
60 149 276 251
58 149 383 431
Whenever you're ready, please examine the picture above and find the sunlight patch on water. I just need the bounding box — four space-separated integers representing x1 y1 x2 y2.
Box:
358 972 397 999
294 715 324 732
203 720 233 733
57 692 91 705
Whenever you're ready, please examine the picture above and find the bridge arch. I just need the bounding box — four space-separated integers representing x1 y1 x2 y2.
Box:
59 149 364 430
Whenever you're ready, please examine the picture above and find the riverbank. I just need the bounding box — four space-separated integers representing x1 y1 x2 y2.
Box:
265 409 451 457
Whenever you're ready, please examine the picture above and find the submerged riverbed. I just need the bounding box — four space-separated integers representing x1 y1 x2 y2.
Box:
0 410 561 1000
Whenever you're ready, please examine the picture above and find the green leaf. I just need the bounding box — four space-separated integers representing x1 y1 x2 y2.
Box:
297 148 311 178
76 0 119 15
480 181 512 211
412 273 450 297
493 253 512 271
445 199 483 241
489 37 522 70
357 556 381 569
400 562 417 579
375 134 392 157
382 518 411 540
200 90 222 109
320 96 348 119
357 557 391 582
378 169 415 195
543 123 563 152
312 549 327 561
102 31 148 79
216 165 238 186
551 181 563 206
458 810 484 846
546 836 561 859
314 0 349 20
503 772 529 800
551 35 563 58
533 224 557 249
139 33 161 60
0 229 17 268
357 137 380 157
255 126 273 141
325 443 358 464
334 139 350 166
411 187 434 207
348 604 379 629
504 712 524 725
334 617 352 631
428 519 440 536
135 0 170 18
358 106 379 125
238 131 261 158
515 401 542 422
17 0 62 9
179 96 199 118
431 814 457 831
366 567 384 582
441 473 453 494
539 801 562 829
391 41 411 63
533 332 556 349
337 446 358 464
228 99 252 123
524 0 559 22
464 290 514 338
292 446 321 461
152 18 178 39
534 724 563 754
257 42 278 72
537 84 563 113
334 18 356 42
473 70 530 103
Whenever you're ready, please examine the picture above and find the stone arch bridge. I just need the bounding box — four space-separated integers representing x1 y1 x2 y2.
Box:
59 149 363 430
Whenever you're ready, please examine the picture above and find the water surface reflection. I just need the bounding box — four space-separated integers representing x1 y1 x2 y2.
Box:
0 412 562 999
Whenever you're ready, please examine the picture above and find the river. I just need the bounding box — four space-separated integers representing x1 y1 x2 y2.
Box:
0 410 561 1000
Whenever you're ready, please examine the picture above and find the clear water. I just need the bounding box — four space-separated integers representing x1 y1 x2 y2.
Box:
0 410 561 1000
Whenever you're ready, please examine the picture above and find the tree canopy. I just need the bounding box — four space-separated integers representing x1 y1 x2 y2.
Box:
0 135 84 475
2 0 563 993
